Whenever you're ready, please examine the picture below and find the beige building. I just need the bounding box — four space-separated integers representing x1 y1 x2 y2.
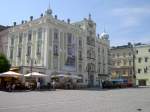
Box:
135 43 150 86
110 43 134 83
6 7 110 87
0 27 9 56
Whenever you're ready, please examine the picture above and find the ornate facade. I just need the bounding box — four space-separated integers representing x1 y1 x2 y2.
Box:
7 7 110 87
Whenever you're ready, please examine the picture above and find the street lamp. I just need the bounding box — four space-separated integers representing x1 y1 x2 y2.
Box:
26 55 36 76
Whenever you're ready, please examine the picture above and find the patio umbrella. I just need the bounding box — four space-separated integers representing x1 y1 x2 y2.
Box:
70 75 82 79
0 71 23 78
51 74 70 78
24 72 48 77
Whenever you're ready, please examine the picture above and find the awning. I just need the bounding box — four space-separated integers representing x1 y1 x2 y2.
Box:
0 71 23 78
51 74 82 79
24 72 48 77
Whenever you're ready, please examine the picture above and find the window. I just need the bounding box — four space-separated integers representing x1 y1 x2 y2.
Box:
138 58 142 63
123 70 126 74
145 57 148 62
87 36 95 46
129 52 131 56
10 48 13 59
102 48 104 54
117 62 120 66
67 33 72 43
18 48 22 58
11 38 14 45
38 28 42 40
79 64 82 72
123 53 126 57
27 46 31 56
87 36 90 44
79 51 82 60
79 39 82 48
117 53 119 57
19 33 23 43
123 60 127 65
53 58 58 69
37 44 41 56
116 71 119 75
144 67 148 73
113 54 115 58
28 31 32 42
136 50 138 54
129 60 132 66
87 50 91 58
112 61 115 66
54 32 58 41
98 48 100 53
53 45 58 55
138 69 141 73
130 70 132 75
148 49 150 52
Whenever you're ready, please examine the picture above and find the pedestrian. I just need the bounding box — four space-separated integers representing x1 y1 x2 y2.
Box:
25 82 29 89
12 83 16 91
52 80 56 90
7 83 11 92
37 81 40 90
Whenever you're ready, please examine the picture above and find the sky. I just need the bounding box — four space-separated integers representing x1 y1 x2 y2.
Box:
0 0 150 46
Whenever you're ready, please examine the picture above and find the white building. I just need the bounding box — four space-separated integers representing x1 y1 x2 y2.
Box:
0 26 9 56
135 43 150 86
7 7 110 87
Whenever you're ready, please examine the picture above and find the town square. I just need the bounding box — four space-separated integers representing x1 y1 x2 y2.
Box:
0 0 150 112
0 88 150 112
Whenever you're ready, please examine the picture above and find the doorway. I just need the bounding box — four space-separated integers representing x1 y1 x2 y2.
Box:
138 80 146 86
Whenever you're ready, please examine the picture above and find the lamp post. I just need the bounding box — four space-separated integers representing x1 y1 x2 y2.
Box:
26 55 36 76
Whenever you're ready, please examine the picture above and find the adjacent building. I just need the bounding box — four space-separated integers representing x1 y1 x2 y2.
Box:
0 25 10 56
110 43 134 84
6 7 110 87
134 43 150 86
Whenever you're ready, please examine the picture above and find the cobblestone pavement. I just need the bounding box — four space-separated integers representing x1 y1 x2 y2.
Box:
0 88 150 112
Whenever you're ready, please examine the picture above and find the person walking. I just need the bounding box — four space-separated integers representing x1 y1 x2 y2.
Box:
52 80 56 90
12 83 16 91
37 81 40 90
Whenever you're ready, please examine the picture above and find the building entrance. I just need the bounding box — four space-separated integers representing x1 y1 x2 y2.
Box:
138 80 146 86
88 73 94 87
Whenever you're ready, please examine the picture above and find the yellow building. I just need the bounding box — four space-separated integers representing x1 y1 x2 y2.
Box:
135 43 150 86
110 43 134 83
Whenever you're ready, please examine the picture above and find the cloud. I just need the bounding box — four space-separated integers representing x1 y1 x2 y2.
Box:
112 7 150 28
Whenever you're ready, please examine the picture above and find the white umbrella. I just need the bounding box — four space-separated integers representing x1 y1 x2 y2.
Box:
0 71 23 78
24 72 48 77
51 74 70 78
70 75 82 79
51 74 81 79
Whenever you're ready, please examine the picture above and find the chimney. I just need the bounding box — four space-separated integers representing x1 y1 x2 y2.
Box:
55 15 57 19
67 18 70 24
30 16 33 21
21 20 24 24
13 22 16 26
40 13 43 17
